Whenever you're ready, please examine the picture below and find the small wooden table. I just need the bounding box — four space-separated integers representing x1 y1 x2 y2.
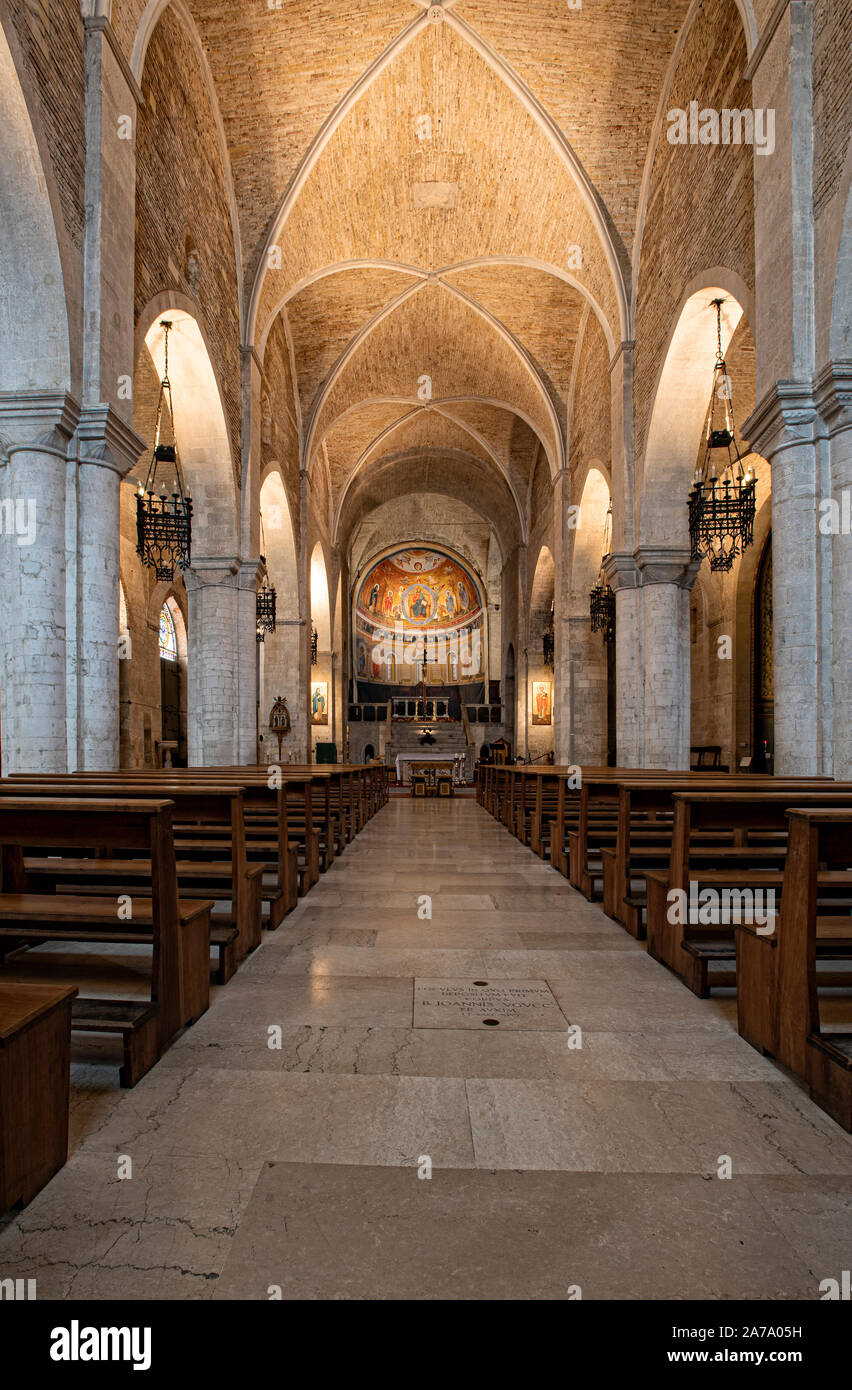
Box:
0 980 77 1213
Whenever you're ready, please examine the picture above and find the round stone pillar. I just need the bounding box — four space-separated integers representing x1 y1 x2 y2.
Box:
603 552 641 767
744 384 823 775
75 408 147 771
635 548 698 771
819 366 852 776
185 558 241 766
0 395 77 772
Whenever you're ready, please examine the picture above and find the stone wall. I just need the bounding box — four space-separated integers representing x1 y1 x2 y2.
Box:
634 0 755 468
7 0 85 260
135 7 241 472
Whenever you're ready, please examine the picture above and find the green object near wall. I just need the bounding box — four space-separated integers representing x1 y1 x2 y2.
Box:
315 742 338 764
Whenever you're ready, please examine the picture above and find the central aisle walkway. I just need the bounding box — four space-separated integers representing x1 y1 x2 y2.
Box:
2 798 851 1299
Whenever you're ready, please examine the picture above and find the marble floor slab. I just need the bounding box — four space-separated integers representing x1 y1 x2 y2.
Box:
212 1162 840 1301
3 797 851 1301
413 977 570 1030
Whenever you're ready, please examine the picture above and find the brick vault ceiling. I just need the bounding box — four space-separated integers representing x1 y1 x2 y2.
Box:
177 0 696 516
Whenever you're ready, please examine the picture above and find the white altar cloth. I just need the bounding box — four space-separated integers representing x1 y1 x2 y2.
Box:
395 752 466 784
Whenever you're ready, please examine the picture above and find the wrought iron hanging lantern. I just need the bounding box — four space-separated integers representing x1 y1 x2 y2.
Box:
688 299 757 573
136 320 193 581
256 562 277 643
310 623 319 666
589 503 616 643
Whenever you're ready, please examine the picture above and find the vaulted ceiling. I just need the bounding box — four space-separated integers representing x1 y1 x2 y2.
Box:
162 0 737 550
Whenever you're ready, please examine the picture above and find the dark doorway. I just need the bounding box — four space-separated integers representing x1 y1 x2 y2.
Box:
160 659 186 766
753 536 774 772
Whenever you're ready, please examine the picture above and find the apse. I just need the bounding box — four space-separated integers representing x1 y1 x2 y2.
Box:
353 545 486 695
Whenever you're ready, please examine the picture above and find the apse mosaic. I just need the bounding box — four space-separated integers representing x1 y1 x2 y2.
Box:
354 547 484 685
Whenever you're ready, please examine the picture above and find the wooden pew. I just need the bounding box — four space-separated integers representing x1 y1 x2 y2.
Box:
0 797 199 1085
598 776 809 936
644 788 852 996
785 810 852 1131
564 769 676 894
735 810 852 1113
5 780 261 977
39 769 308 911
0 980 77 1213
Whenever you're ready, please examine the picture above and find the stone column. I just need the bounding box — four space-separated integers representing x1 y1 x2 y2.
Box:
603 552 641 767
744 384 825 774
75 407 146 769
185 557 241 765
635 547 698 771
74 17 144 769
609 343 636 553
237 559 263 764
817 365 852 777
0 393 78 772
564 613 607 764
551 470 571 763
747 0 815 398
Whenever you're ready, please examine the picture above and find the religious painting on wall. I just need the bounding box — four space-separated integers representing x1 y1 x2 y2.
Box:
354 546 485 686
531 681 552 726
311 681 328 725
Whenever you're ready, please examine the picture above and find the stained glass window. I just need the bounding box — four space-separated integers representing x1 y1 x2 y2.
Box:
159 604 177 660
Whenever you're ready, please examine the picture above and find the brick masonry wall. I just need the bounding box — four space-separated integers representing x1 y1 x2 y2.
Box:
8 0 85 258
569 312 611 490
814 0 852 220
111 0 149 64
634 0 755 467
135 7 241 474
262 316 301 535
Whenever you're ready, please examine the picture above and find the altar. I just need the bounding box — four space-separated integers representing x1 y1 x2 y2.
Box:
395 752 466 785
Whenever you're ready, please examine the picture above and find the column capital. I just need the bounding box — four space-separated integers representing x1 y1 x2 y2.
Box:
602 551 639 591
634 546 699 589
83 15 145 107
237 557 265 590
76 403 147 476
184 556 241 593
0 391 80 457
609 340 635 375
814 361 852 437
742 379 820 458
241 343 265 379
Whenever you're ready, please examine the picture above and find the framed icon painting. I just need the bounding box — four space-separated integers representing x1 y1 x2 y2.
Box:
531 681 552 726
311 681 328 725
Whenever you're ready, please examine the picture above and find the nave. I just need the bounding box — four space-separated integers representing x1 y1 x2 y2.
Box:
2 797 850 1302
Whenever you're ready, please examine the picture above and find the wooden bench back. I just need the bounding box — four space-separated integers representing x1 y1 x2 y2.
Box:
668 788 852 893
776 809 852 1075
0 797 180 1042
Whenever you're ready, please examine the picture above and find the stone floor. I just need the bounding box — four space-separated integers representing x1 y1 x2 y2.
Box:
2 798 851 1300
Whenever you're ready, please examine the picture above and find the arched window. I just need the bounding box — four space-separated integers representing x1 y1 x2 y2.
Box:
159 604 177 661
